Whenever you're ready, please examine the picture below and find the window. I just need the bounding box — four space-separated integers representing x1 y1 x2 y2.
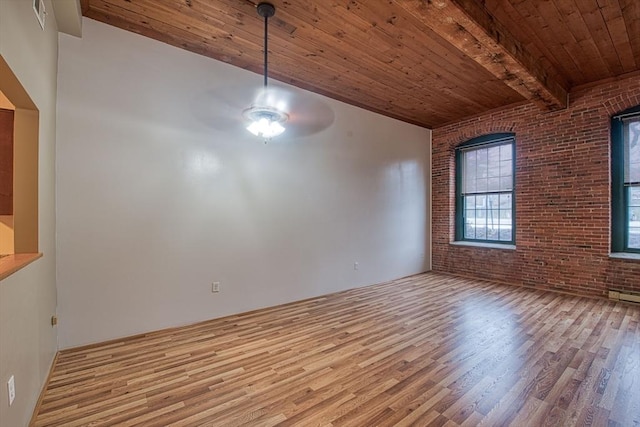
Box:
612 105 640 253
455 134 515 244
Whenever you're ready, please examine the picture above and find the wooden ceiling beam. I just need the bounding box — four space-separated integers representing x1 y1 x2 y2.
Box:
397 0 568 110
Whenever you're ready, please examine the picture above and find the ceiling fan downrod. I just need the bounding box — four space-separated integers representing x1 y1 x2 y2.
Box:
257 2 275 89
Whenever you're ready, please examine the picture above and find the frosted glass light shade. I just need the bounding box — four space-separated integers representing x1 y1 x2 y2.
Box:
243 106 288 140
246 116 286 138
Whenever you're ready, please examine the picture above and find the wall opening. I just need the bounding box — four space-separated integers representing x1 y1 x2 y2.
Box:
0 55 40 278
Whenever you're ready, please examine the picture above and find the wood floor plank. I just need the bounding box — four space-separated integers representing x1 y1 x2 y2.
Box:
31 272 640 426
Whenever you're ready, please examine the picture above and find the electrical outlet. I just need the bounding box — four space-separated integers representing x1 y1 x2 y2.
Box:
212 282 220 293
7 375 15 406
354 262 359 270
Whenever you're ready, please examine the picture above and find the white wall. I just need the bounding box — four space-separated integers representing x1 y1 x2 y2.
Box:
0 1 59 425
56 18 431 349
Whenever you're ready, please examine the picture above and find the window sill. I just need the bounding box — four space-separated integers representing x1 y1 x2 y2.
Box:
450 241 516 250
0 253 42 281
609 252 640 261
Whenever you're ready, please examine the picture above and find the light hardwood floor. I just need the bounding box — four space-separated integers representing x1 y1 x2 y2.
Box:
32 273 640 426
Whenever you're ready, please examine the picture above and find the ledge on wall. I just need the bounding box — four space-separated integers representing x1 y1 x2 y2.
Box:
0 253 42 281
609 252 640 261
450 241 516 250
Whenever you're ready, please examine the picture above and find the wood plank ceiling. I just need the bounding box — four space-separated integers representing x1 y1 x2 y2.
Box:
80 0 640 128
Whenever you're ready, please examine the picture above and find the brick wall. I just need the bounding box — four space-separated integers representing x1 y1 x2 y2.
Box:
432 73 640 298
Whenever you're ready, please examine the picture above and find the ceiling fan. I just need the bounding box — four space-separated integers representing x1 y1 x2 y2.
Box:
200 2 334 142
243 2 287 140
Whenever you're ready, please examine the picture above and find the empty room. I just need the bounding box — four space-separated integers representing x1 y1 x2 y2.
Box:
1 0 639 425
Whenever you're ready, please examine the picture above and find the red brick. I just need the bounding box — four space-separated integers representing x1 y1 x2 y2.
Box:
431 74 640 298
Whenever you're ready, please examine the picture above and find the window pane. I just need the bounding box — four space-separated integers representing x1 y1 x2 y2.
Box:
475 217 487 239
499 228 512 242
465 150 477 167
488 177 500 192
630 186 640 206
487 227 498 240
463 151 477 193
488 210 500 236
465 208 476 239
477 148 488 179
465 195 475 210
625 120 640 183
630 186 640 249
499 193 512 209
631 166 640 185
499 160 511 178
476 178 488 192
500 176 513 191
465 176 476 193
500 144 512 160
465 222 475 239
488 146 500 177
465 209 476 221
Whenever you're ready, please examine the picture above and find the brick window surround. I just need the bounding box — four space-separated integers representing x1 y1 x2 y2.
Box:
432 74 640 298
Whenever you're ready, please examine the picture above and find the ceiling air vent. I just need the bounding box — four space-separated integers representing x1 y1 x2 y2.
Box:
33 0 46 30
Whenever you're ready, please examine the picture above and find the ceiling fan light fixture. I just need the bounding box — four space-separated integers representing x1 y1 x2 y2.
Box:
243 106 288 139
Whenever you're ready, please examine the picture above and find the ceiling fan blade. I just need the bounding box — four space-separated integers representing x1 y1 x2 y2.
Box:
192 85 276 132
192 83 334 138
284 98 335 138
249 85 335 138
